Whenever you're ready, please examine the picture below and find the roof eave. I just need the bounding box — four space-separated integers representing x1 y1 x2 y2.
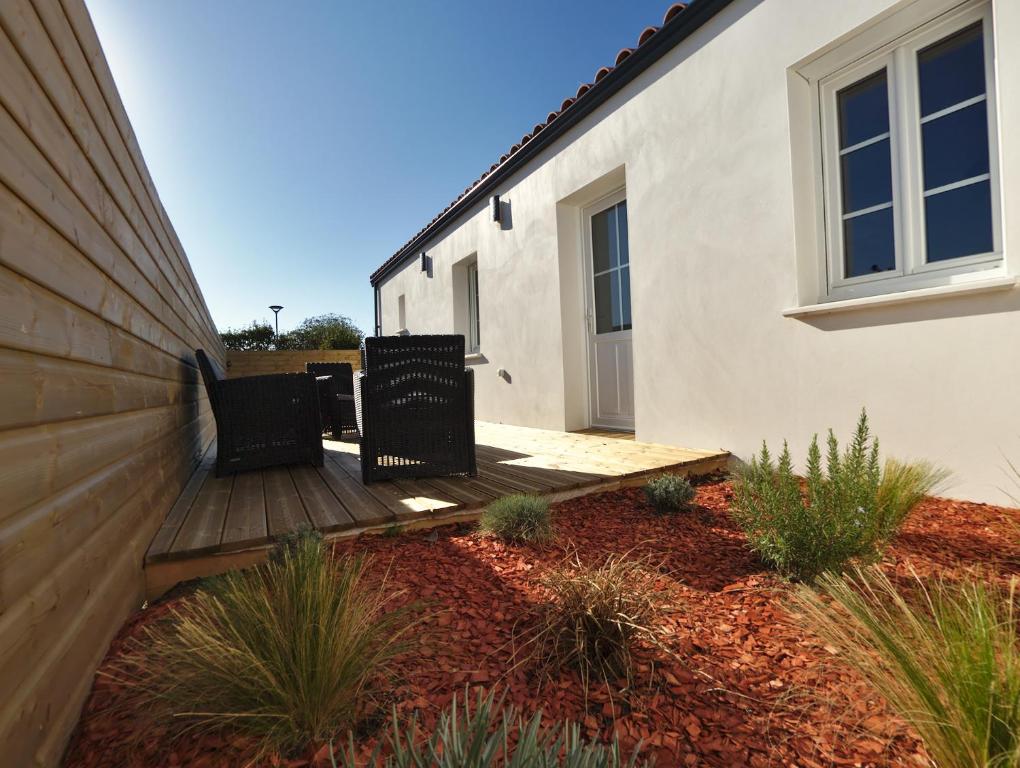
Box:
370 0 735 287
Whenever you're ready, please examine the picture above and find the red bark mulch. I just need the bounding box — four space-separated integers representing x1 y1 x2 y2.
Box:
63 479 1019 768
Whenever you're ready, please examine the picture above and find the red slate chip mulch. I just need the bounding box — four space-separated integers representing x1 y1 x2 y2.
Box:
63 479 1019 768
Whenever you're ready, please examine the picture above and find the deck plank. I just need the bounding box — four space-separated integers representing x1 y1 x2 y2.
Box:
291 465 356 533
327 451 434 522
263 467 311 538
147 446 215 560
221 471 267 551
316 459 395 527
145 422 730 585
169 470 233 556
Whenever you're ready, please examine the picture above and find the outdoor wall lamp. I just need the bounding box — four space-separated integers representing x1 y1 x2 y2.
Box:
491 195 502 224
420 252 430 273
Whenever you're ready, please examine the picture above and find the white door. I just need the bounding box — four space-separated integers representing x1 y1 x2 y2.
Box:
583 192 634 431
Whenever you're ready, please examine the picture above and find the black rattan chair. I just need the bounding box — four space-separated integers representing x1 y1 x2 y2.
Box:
196 349 323 476
307 361 357 438
355 335 476 483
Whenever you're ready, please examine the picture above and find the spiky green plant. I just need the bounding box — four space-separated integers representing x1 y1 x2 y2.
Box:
337 688 650 767
792 568 1020 768
643 474 696 514
107 535 420 754
478 494 552 545
731 409 948 581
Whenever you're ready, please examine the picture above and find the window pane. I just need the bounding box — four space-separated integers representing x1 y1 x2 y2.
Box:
922 101 988 191
841 138 893 213
925 180 993 262
918 23 984 118
620 266 631 330
617 201 629 265
838 70 889 148
591 207 618 273
844 207 895 278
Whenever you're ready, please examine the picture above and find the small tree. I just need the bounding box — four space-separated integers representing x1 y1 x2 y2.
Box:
220 321 277 351
288 314 363 350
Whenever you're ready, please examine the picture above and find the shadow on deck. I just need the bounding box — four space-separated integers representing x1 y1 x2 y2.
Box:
143 422 729 598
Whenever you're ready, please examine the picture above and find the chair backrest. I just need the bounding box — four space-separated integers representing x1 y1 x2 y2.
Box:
195 349 225 417
306 362 354 396
361 335 465 374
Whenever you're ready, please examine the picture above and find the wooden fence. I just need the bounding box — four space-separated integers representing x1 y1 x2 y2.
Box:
0 1 225 763
226 349 361 378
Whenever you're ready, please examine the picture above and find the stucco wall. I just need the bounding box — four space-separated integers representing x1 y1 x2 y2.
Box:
376 0 1020 504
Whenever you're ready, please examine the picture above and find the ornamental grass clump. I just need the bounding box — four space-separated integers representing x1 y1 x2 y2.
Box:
108 535 420 754
524 552 663 696
731 409 948 582
792 568 1020 768
339 687 649 768
643 473 696 514
478 494 552 545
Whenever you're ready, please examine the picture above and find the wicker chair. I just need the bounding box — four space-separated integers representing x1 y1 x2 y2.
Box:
356 335 476 483
306 361 357 438
196 349 323 476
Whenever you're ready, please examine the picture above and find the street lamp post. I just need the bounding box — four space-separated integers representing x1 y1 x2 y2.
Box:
269 305 283 340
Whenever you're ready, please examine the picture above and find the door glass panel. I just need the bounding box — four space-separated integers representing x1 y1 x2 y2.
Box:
591 207 617 272
617 201 629 265
843 207 896 277
593 272 614 334
925 180 993 262
590 200 632 334
922 101 988 190
918 23 985 118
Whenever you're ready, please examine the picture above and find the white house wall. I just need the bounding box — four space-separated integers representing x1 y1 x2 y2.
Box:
377 0 1020 504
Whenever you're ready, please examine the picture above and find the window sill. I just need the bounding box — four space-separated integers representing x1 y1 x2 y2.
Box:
782 276 1017 318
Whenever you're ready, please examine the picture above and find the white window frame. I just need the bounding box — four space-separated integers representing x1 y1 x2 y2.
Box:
466 261 480 353
817 0 1002 301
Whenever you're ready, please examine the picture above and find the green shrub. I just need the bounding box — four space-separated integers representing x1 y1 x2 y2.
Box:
731 409 947 582
643 473 696 514
478 494 552 545
109 535 419 754
524 553 663 696
793 568 1020 768
269 522 324 564
338 687 649 767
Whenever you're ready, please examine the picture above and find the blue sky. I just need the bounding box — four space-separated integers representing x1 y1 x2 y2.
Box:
86 0 673 335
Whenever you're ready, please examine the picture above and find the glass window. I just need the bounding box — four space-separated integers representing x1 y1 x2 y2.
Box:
819 6 999 299
918 22 992 262
590 201 632 333
836 70 895 278
467 263 480 352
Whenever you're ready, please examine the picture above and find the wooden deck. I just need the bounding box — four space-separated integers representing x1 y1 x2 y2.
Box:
144 422 728 597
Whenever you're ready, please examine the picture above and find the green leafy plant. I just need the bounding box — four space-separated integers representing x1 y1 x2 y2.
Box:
108 535 420 754
381 522 405 538
522 552 663 696
643 474 696 514
792 568 1020 768
269 523 324 564
731 409 948 581
478 494 552 545
337 687 650 767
